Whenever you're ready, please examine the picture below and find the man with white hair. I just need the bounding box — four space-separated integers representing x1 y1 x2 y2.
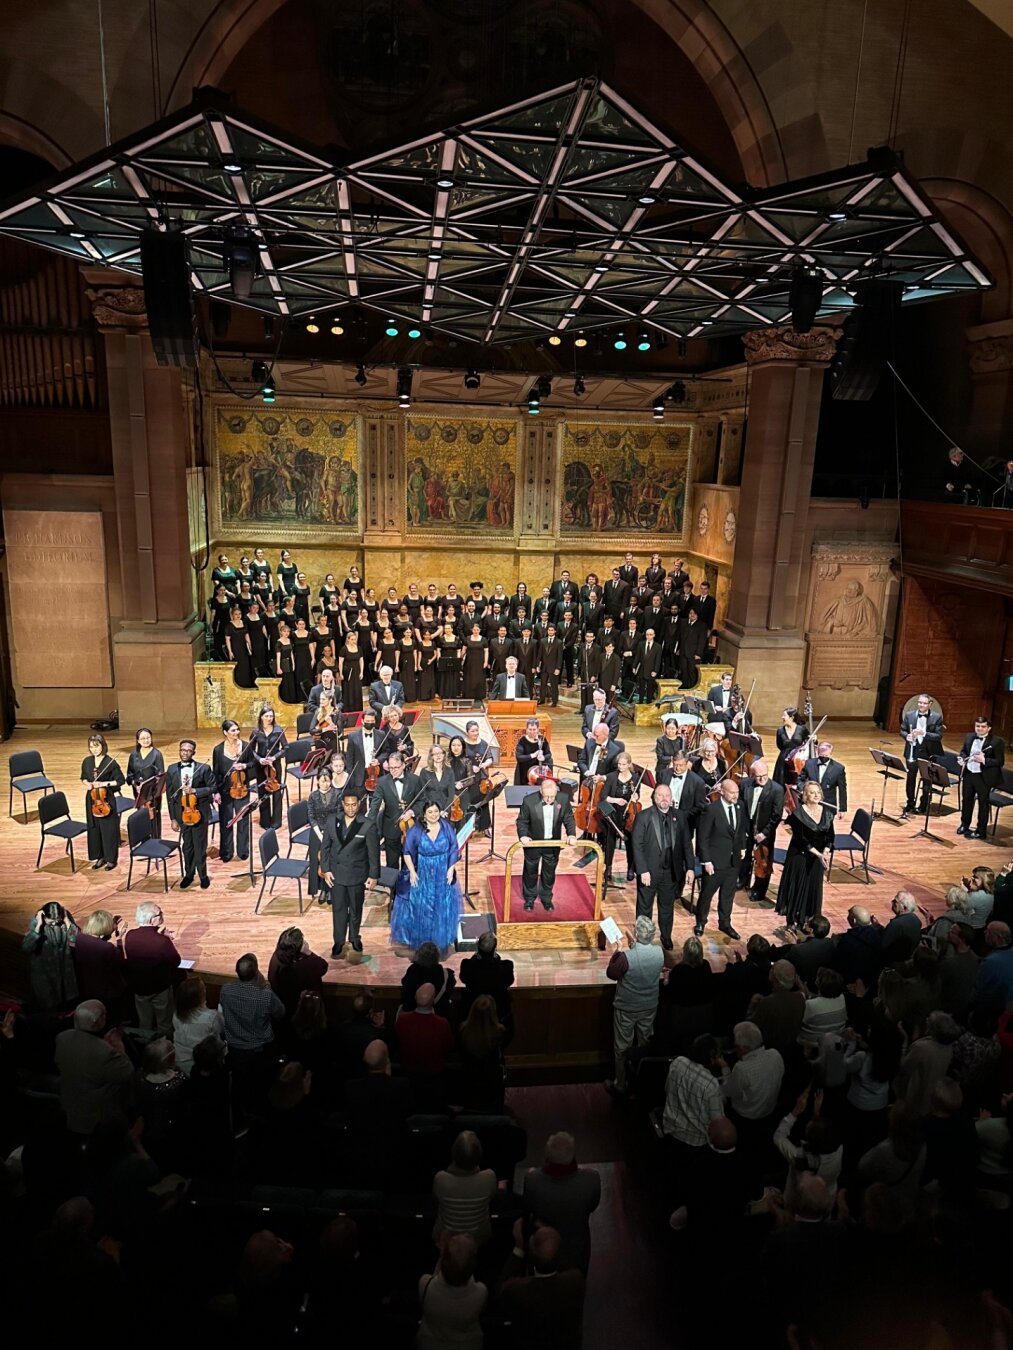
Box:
121 901 181 1034
368 664 405 719
522 1132 602 1274
719 1022 784 1128
53 1000 134 1134
880 889 921 960
307 665 343 714
490 654 529 700
604 914 665 1097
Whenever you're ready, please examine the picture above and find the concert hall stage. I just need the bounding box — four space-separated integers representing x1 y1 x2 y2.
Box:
0 720 984 1066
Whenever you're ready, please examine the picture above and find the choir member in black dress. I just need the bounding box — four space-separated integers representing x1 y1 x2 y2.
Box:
461 625 488 701
245 600 270 679
250 547 272 588
212 719 253 863
276 549 297 596
252 705 288 830
397 631 419 702
654 716 686 781
276 623 300 705
772 707 809 788
208 585 232 659
420 743 457 812
225 606 255 688
775 781 835 933
236 580 254 615
513 718 553 786
311 616 335 674
235 556 256 592
211 553 237 595
690 738 726 793
307 764 342 900
599 751 640 882
539 625 563 707
337 631 363 712
126 728 165 837
375 630 399 677
166 739 216 889
324 594 344 638
436 624 462 700
411 633 435 702
291 618 314 699
261 598 279 667
319 573 339 609
81 733 125 870
344 565 364 599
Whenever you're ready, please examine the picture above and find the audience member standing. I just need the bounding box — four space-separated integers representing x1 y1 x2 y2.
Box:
122 901 181 1034
523 1132 601 1274
605 915 665 1097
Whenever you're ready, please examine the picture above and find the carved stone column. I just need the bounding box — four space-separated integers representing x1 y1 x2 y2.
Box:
84 268 202 728
966 319 1013 469
721 324 839 725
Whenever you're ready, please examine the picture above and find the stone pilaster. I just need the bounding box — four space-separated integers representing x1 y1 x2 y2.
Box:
965 318 1013 468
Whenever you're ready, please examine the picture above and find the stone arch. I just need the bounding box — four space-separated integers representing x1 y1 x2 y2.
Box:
922 179 1013 324
0 110 72 171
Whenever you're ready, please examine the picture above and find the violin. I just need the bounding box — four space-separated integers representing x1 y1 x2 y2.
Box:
753 839 772 880
90 785 111 817
261 762 282 794
574 776 605 834
229 764 248 799
624 794 642 832
449 794 464 824
181 789 201 825
364 761 380 793
478 768 508 796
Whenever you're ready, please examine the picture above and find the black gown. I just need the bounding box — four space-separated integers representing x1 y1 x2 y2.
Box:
311 626 335 674
461 637 488 701
126 747 165 837
773 725 809 787
600 768 637 875
340 642 365 712
225 621 255 688
293 584 312 624
292 632 314 699
81 754 126 866
208 597 232 659
775 805 835 928
397 638 419 702
690 756 725 793
276 640 300 705
252 727 288 829
436 636 462 700
276 561 298 595
417 641 437 701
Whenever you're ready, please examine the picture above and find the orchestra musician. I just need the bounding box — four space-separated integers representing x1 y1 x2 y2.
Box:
366 751 423 871
516 777 577 912
899 694 944 818
599 750 641 883
631 782 695 951
957 715 1006 840
368 665 405 719
581 688 619 740
306 666 342 713
739 759 784 904
126 727 165 837
212 719 253 864
798 741 848 817
772 707 809 787
462 721 495 833
578 723 623 780
307 765 343 903
657 750 708 832
690 737 726 794
345 709 382 786
165 738 216 890
251 706 288 829
378 706 414 772
654 715 685 780
420 743 458 812
695 779 747 940
81 732 125 871
514 718 553 787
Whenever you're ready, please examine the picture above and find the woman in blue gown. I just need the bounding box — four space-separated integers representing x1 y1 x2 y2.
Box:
392 801 462 952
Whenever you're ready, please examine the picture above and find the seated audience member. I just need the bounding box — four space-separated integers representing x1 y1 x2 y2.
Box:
798 968 847 1045
459 930 515 1023
122 901 181 1035
267 925 328 1015
880 890 923 961
433 1130 498 1245
401 940 457 1014
218 952 286 1069
54 999 134 1135
929 886 974 946
522 1132 601 1274
417 1233 487 1350
497 1221 585 1350
171 975 224 1075
458 994 507 1111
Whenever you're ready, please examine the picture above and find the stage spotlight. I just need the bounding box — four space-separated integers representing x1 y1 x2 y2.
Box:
527 386 541 415
463 369 481 390
224 227 257 300
222 159 243 175
396 367 413 408
667 381 687 404
535 375 553 399
354 363 368 386
637 330 651 351
407 326 422 340
261 387 275 404
330 319 345 336
652 395 665 420
574 332 588 348
613 331 628 351
548 334 562 346
573 375 586 397
789 267 823 334
385 318 400 337
435 173 456 189
305 316 320 334
638 191 657 205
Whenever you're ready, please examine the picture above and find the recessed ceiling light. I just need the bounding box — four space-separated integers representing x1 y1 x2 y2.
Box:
435 174 455 189
574 333 588 348
222 161 243 175
306 317 320 333
330 321 344 335
548 334 562 346
385 318 400 337
638 192 657 205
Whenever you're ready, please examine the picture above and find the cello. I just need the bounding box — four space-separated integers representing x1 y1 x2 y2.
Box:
574 775 605 835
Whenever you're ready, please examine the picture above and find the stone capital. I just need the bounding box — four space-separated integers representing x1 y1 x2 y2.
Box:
742 323 840 366
966 318 1013 375
82 267 148 332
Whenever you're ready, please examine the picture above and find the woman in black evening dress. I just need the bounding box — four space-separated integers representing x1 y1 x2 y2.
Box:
775 780 835 932
276 624 300 705
81 733 125 870
339 633 365 712
417 635 437 702
436 625 462 700
208 586 232 659
307 764 341 899
225 608 255 688
773 708 810 790
291 620 314 699
276 550 298 597
397 633 419 702
461 627 488 701
293 573 313 625
252 705 288 830
126 728 165 837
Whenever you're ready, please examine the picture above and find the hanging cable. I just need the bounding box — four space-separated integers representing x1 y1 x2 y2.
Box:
149 0 163 120
847 0 869 163
97 0 112 143
887 0 913 148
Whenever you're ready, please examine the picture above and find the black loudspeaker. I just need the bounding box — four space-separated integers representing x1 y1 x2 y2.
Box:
830 280 902 401
455 912 497 952
140 228 194 367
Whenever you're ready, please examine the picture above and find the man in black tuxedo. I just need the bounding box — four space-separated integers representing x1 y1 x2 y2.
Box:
345 709 383 783
658 750 708 833
320 790 380 956
516 778 577 911
488 626 514 676
549 569 578 610
166 738 217 890
636 626 664 702
696 779 747 939
368 666 405 719
631 782 695 950
739 759 785 903
603 568 630 619
708 671 736 724
958 715 1006 839
644 598 668 641
668 558 690 591
490 655 529 700
576 635 603 708
533 587 555 623
618 551 639 587
799 741 848 815
899 693 945 816
557 610 579 687
693 580 716 631
578 723 623 779
307 667 342 713
581 688 618 740
677 607 709 689
366 752 423 869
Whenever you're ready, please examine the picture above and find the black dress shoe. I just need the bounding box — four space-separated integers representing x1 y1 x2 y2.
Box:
351 940 363 953
693 923 704 936
541 899 554 911
331 945 345 959
956 825 967 835
200 875 211 889
747 890 760 902
626 870 636 882
180 875 194 890
661 937 673 951
523 901 535 911
966 830 980 840
719 925 741 940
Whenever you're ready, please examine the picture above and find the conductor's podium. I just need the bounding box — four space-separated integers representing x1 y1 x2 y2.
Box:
488 839 604 950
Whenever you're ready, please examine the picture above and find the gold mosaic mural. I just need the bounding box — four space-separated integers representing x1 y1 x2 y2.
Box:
406 416 518 534
560 421 692 537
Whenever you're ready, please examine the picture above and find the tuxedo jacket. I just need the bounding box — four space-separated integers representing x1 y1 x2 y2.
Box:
678 617 710 660
368 679 405 716
619 563 639 586
581 704 619 739
697 798 748 871
516 792 576 841
643 608 669 640
740 778 786 838
960 732 1006 788
557 620 580 649
577 643 603 685
366 772 424 840
694 595 717 629
345 726 392 778
577 739 624 778
539 638 563 675
899 709 944 763
319 813 380 885
490 672 530 700
603 578 630 617
166 762 217 827
487 636 514 674
798 756 849 813
659 770 709 826
307 680 343 711
631 805 694 881
637 639 664 678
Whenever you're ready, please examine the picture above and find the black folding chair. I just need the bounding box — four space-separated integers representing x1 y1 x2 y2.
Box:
9 750 54 820
36 792 88 871
255 827 309 914
284 738 315 801
989 767 1013 838
832 808 875 883
286 798 312 856
126 810 183 890
296 712 314 737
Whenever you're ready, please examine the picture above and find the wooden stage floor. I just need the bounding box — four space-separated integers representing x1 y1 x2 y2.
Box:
0 716 1005 999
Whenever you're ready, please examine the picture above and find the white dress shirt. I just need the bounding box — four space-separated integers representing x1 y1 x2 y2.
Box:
967 737 984 774
505 676 517 698
541 803 556 837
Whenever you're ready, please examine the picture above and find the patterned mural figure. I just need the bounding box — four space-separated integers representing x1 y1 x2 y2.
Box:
215 409 359 529
561 423 691 535
406 418 517 532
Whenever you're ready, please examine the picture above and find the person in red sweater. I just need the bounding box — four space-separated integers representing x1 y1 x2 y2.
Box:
122 901 181 1034
395 982 455 1109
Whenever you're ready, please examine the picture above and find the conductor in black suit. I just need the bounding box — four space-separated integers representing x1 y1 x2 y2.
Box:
899 694 945 816
166 739 217 890
319 790 380 956
798 741 848 815
696 779 747 939
366 752 423 870
516 778 577 911
630 782 695 951
490 656 530 700
739 759 785 903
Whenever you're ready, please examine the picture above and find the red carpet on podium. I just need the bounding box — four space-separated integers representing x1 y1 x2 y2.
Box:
487 873 597 922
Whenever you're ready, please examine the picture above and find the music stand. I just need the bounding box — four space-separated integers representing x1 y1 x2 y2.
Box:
729 731 762 759
475 777 508 865
682 695 710 720
455 812 479 908
914 759 951 842
135 771 168 868
869 748 907 821
230 787 261 886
